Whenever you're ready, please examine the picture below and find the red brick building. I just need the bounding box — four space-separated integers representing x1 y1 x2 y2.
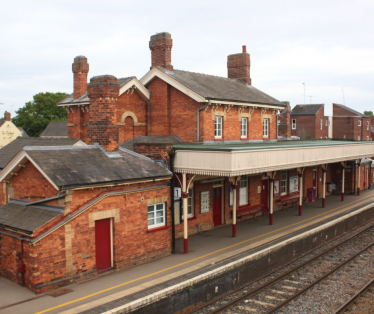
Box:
290 104 330 140
0 145 171 292
332 103 372 141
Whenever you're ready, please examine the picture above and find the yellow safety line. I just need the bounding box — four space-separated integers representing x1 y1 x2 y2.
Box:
35 194 374 314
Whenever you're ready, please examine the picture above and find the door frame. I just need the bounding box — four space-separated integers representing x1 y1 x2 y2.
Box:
212 186 223 226
95 218 114 272
213 181 225 225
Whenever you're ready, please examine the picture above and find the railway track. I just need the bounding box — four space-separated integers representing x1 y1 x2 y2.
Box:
192 221 374 314
334 277 374 313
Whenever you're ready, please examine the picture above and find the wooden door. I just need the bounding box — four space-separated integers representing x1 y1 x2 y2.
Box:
95 218 112 273
313 171 317 188
261 179 268 208
213 187 222 226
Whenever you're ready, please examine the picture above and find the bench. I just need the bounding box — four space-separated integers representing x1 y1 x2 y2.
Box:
236 204 269 224
280 194 307 211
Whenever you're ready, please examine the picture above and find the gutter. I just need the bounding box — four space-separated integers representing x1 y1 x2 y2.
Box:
0 185 168 244
25 192 68 206
197 100 210 142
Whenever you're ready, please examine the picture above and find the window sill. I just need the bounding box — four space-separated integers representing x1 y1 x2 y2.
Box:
263 138 271 140
240 137 249 140
181 216 197 221
147 225 169 233
214 138 224 141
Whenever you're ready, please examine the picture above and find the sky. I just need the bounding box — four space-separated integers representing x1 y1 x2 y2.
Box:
1 0 373 118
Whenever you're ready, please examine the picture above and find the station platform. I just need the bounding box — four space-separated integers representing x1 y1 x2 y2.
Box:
1 189 374 314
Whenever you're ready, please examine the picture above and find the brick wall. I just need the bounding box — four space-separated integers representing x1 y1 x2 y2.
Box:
291 115 316 139
314 108 329 139
278 102 291 138
333 117 354 140
134 144 173 168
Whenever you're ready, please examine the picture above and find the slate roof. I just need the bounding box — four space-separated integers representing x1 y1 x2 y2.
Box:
23 145 171 188
17 127 29 137
0 200 63 234
159 68 285 107
40 121 68 137
333 103 368 117
291 104 324 116
120 135 182 151
0 118 5 127
58 77 135 105
0 137 82 169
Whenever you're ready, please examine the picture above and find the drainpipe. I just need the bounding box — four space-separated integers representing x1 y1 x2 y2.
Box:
370 162 372 189
169 150 176 254
197 100 210 142
19 239 26 286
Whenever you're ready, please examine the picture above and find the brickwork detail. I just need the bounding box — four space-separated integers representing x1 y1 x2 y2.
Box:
88 208 120 227
149 32 173 71
227 46 251 85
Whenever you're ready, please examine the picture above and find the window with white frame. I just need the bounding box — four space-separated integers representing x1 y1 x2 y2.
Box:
281 171 287 195
292 119 296 130
215 116 222 138
367 121 369 130
239 176 248 205
358 120 361 127
263 119 269 138
325 120 328 126
241 118 248 138
320 119 322 130
187 188 194 217
358 136 360 141
148 203 166 228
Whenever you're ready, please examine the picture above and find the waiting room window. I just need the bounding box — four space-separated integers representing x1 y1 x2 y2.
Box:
241 118 248 138
263 119 269 138
367 121 369 130
215 116 222 138
281 171 287 195
148 203 166 228
292 119 296 130
187 188 194 217
358 120 361 127
320 119 322 130
239 176 248 205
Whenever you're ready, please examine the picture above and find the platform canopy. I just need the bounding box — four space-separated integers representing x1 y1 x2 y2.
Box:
173 140 374 177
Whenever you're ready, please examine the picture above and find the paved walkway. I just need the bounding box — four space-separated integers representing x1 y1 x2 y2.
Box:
1 189 374 314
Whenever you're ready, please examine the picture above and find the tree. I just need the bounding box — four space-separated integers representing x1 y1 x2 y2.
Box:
12 92 69 137
364 110 373 117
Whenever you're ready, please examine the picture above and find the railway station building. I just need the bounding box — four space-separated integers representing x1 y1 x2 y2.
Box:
0 32 373 292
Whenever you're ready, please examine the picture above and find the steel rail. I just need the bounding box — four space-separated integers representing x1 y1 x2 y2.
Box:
334 277 374 313
202 223 374 314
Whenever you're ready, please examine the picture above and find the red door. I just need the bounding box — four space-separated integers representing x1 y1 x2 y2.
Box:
95 218 112 273
261 179 268 208
313 171 317 188
213 187 222 226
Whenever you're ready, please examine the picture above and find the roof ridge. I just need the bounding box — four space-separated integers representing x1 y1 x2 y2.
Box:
168 68 239 82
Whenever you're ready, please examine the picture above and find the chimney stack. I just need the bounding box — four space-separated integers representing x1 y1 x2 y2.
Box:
72 56 89 100
149 32 173 71
4 111 10 122
227 46 251 85
87 75 119 152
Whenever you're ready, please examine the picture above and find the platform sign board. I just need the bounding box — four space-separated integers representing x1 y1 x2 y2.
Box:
174 187 181 198
289 176 298 193
201 191 210 213
229 186 233 207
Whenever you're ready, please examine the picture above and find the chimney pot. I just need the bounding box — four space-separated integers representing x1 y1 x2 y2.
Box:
227 47 251 85
242 45 247 53
72 56 89 100
149 32 173 71
4 111 11 121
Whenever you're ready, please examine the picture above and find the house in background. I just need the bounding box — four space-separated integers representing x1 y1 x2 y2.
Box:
332 103 371 141
0 111 28 148
40 121 68 138
290 104 330 140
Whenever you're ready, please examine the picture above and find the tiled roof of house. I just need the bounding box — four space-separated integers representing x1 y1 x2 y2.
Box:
40 121 68 137
24 145 171 188
0 200 63 234
120 135 182 151
0 137 82 169
161 68 285 106
58 77 135 105
0 118 5 127
333 103 368 117
17 127 29 137
290 104 324 116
